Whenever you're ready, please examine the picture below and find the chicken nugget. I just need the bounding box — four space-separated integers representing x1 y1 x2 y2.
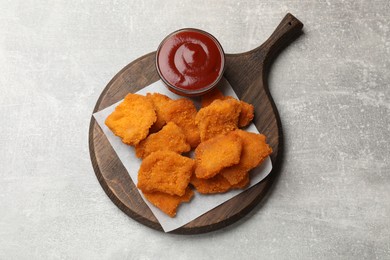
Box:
230 172 250 189
195 98 242 142
220 168 248 186
191 169 249 194
135 122 191 159
220 130 272 184
190 174 232 194
200 90 254 128
164 98 200 148
147 93 172 133
143 187 194 217
105 93 156 145
195 132 243 179
238 101 254 128
137 150 195 196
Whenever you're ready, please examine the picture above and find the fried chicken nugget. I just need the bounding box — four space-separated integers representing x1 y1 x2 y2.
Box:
200 89 254 128
164 98 200 148
220 168 249 186
135 122 191 159
191 168 250 194
220 130 272 185
195 98 242 142
230 173 250 189
137 150 195 196
237 101 254 128
146 93 172 133
143 187 194 217
195 132 243 179
105 93 156 145
190 174 232 194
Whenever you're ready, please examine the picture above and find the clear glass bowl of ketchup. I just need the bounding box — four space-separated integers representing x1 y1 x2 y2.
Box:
156 28 225 96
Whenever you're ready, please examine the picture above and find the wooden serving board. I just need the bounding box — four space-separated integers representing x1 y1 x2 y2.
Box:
89 13 303 234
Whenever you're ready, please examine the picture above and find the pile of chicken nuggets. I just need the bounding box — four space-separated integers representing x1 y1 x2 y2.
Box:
105 88 272 217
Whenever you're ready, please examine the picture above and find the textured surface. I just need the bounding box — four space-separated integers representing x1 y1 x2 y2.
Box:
1 0 389 259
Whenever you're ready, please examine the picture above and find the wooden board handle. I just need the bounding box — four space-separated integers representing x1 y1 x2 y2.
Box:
224 13 303 99
261 13 303 66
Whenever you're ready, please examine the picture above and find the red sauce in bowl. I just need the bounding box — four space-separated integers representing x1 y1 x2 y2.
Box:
156 29 225 96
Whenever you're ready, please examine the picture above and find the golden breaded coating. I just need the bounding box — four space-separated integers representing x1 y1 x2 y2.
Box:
137 151 195 196
105 93 156 145
135 122 191 159
191 168 249 194
230 173 250 189
147 93 172 133
190 174 232 194
195 98 242 142
238 101 254 128
200 90 254 128
164 98 200 148
201 87 225 108
143 187 194 217
220 130 272 184
194 132 243 179
220 168 248 186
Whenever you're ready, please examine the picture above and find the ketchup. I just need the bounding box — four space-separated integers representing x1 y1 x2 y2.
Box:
156 29 225 96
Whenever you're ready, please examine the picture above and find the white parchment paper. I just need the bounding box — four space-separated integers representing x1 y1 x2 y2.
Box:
93 78 272 232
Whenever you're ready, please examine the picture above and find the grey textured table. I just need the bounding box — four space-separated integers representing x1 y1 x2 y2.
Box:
1 1 389 259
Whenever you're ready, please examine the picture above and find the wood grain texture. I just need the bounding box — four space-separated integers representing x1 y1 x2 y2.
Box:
89 13 303 234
